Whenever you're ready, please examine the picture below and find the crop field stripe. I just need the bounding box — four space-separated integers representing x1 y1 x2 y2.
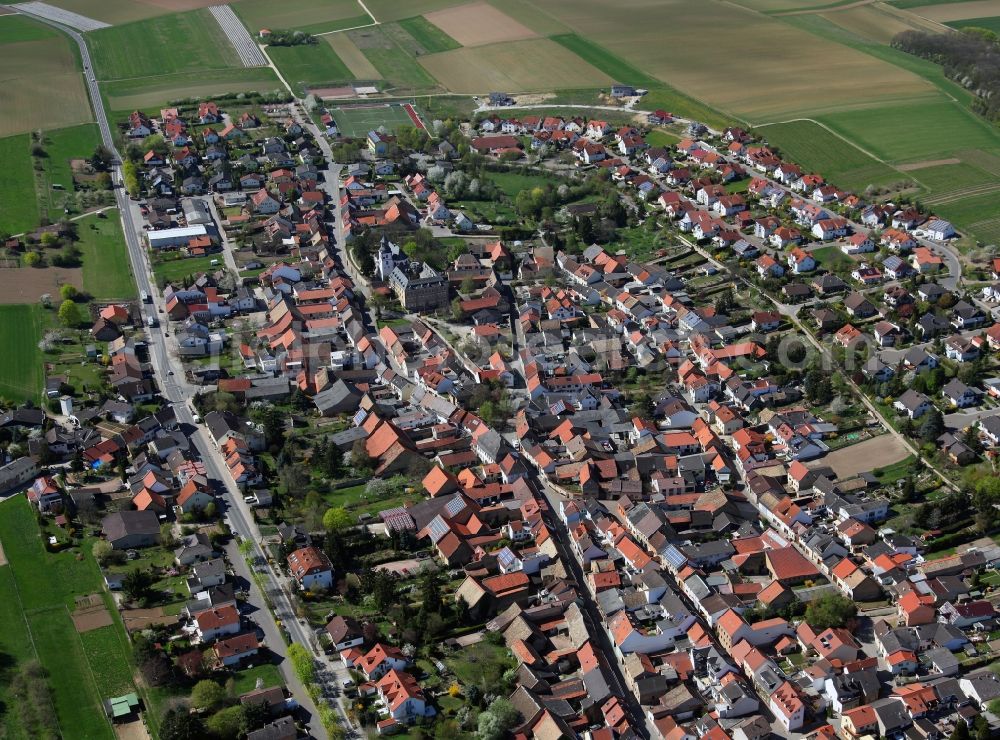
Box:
548 33 658 88
397 15 460 52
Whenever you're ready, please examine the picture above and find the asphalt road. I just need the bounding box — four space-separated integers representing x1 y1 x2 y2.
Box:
14 9 337 736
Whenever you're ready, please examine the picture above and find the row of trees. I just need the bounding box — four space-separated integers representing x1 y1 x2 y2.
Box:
893 28 1000 120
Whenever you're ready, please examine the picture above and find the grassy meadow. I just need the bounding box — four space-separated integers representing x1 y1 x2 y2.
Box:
267 43 352 94
0 134 40 235
76 212 136 300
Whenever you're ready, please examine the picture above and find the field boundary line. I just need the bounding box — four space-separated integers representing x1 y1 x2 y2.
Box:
65 602 121 735
755 116 887 163
315 0 378 36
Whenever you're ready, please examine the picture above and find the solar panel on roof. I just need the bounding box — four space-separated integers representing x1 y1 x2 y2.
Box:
427 516 450 543
444 495 467 518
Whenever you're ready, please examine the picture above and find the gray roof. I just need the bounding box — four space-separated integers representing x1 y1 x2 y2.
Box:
102 510 159 543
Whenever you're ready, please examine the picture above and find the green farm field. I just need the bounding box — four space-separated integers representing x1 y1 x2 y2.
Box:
946 16 1000 32
363 0 465 22
234 0 368 33
267 42 352 94
349 26 440 91
88 9 241 80
0 496 135 740
0 134 40 235
77 212 136 300
396 15 461 53
419 38 611 94
760 120 908 192
0 16 92 137
330 103 421 137
103 67 282 115
0 305 46 404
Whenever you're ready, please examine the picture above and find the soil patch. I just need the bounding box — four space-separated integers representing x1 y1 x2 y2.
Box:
0 265 83 303
424 2 537 46
122 607 180 632
72 594 114 633
114 719 151 740
898 158 963 171
811 434 910 479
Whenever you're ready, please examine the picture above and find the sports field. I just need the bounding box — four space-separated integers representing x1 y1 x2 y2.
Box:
0 305 46 403
331 103 423 137
77 212 136 300
267 42 352 94
88 9 241 80
0 134 40 235
234 0 369 33
0 495 135 739
0 16 92 137
420 38 613 93
102 67 281 114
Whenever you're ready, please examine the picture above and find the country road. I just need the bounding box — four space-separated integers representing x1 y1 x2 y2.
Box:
13 7 336 737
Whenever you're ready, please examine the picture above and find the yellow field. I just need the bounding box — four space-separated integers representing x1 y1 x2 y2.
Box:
821 3 944 43
0 38 92 136
326 33 381 79
424 2 536 46
907 0 1000 21
526 0 938 121
419 38 613 93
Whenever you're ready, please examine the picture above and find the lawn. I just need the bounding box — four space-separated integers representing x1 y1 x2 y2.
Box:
810 246 857 276
77 212 136 300
0 134 40 235
873 455 918 485
444 640 515 690
230 663 285 694
103 68 282 114
0 566 37 738
0 305 47 404
152 253 222 285
397 15 460 53
486 170 558 197
267 43 352 94
0 496 136 740
645 129 681 147
88 10 241 80
760 119 909 193
35 124 102 221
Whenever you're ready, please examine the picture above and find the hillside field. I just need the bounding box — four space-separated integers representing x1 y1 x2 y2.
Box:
88 9 241 80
